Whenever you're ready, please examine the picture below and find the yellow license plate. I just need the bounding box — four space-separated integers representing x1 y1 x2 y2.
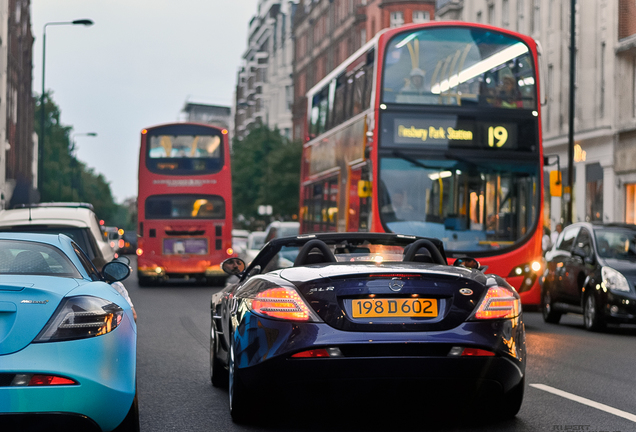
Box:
351 298 438 318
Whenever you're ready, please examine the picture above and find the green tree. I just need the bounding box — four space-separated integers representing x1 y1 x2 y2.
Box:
34 92 123 223
231 126 301 222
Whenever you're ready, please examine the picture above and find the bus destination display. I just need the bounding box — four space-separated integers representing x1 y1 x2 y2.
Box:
389 117 518 149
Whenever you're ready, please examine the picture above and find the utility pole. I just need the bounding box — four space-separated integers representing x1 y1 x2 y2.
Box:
566 0 576 225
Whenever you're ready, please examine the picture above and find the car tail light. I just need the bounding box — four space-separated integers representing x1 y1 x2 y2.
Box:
10 374 78 386
249 287 319 321
472 286 520 320
448 346 495 357
33 296 124 343
291 347 343 358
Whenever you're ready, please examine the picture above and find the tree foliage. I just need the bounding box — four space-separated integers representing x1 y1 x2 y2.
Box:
231 126 302 221
34 92 122 224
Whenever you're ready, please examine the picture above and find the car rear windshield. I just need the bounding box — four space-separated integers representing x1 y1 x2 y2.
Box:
0 240 81 277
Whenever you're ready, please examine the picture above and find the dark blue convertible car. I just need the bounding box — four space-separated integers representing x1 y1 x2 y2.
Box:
210 233 526 423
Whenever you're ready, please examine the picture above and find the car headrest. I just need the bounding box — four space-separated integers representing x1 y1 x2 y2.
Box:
294 239 337 266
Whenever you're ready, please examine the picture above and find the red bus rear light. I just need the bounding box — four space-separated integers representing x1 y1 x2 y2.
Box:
473 287 520 320
136 248 143 256
227 248 234 256
250 287 316 321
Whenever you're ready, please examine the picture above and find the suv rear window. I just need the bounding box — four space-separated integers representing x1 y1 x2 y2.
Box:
0 226 99 261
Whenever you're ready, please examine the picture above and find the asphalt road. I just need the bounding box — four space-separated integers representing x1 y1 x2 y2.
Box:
123 257 636 431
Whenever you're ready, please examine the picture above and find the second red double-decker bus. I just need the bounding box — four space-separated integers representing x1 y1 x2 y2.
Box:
136 123 233 285
300 22 545 306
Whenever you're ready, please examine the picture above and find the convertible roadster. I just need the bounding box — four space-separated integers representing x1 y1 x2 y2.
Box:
210 233 525 423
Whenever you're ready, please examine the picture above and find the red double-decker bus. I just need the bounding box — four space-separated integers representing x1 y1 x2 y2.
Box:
300 22 545 306
136 123 233 285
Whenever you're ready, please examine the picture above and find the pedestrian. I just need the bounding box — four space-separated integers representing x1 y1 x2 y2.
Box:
550 223 563 247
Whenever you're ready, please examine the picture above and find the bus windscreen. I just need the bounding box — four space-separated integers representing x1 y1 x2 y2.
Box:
146 133 223 175
382 27 537 109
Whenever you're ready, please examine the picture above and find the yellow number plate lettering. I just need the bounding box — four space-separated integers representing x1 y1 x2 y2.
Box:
351 298 438 318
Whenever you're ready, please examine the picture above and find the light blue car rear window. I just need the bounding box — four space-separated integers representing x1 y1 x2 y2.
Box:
0 240 81 277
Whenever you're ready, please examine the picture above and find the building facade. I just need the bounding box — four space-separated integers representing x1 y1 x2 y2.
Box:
0 0 34 208
292 0 436 142
234 0 298 141
436 0 636 227
181 102 231 130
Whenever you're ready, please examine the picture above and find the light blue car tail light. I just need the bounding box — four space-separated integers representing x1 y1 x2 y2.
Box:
33 295 124 343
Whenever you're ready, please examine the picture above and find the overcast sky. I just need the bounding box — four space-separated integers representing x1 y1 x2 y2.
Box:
31 0 258 203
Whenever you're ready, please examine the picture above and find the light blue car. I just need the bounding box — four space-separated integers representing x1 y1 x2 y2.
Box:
0 233 138 431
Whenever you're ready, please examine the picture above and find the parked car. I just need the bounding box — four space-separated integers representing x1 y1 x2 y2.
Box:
0 203 115 270
210 233 525 422
238 231 266 265
0 232 138 431
542 222 636 331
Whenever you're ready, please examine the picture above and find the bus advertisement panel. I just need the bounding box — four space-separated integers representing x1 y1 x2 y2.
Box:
137 123 233 285
300 22 544 306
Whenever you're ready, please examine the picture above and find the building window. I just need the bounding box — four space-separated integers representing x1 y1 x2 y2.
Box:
517 0 525 33
412 11 430 24
502 0 510 28
390 12 404 28
360 28 366 47
600 42 605 118
547 64 553 130
586 163 603 222
633 57 636 118
531 0 540 34
487 4 495 25
476 11 482 23
627 184 636 224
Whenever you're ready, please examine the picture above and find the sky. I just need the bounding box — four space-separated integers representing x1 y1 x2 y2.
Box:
31 0 258 203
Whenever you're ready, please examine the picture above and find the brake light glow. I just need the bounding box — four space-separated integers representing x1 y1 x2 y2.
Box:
291 347 343 358
136 248 143 256
461 348 495 357
250 287 313 321
227 248 234 256
473 286 520 320
292 349 330 358
29 375 77 386
10 374 78 386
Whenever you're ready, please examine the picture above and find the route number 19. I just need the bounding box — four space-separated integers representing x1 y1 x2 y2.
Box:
488 126 508 148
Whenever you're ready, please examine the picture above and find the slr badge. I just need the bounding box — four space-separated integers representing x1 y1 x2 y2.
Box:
459 288 473 296
389 278 404 292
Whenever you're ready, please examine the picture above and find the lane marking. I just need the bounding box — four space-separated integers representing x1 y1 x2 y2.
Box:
530 384 636 423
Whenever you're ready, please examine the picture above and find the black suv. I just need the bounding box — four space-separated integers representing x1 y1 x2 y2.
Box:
541 222 636 331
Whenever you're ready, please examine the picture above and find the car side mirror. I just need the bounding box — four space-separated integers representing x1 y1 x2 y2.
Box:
571 246 594 264
453 257 481 270
102 261 131 283
222 258 246 275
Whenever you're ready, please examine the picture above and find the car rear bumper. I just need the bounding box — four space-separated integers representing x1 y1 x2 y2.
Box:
0 318 136 432
232 313 525 396
0 412 101 432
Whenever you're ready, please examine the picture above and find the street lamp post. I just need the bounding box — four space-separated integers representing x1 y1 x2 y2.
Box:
71 132 97 201
38 19 94 198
